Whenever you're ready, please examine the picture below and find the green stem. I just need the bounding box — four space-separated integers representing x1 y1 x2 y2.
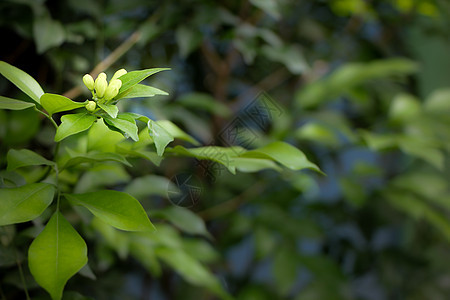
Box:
34 107 58 129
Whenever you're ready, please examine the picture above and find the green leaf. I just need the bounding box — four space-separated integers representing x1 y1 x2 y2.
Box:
262 44 308 74
116 145 163 166
28 212 87 300
166 145 237 174
7 149 55 171
40 93 86 116
65 190 155 231
97 103 118 118
156 248 231 300
124 175 178 199
116 84 168 100
157 120 199 145
117 68 170 95
176 26 203 58
91 218 130 259
87 119 124 152
104 114 139 141
233 157 282 172
0 61 44 104
249 0 281 19
55 113 97 142
33 15 65 54
153 206 212 239
61 149 131 170
147 119 174 156
240 141 322 173
0 96 35 110
0 183 55 226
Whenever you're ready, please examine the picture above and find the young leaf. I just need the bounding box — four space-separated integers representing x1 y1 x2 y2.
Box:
28 212 88 300
55 113 97 142
0 61 45 104
240 141 322 173
97 103 119 118
117 68 170 95
115 84 168 101
40 93 87 116
65 190 155 231
7 149 55 171
0 96 35 110
0 183 55 226
147 119 174 156
104 114 139 141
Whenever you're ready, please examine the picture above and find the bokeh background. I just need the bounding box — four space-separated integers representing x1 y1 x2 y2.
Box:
1 0 450 299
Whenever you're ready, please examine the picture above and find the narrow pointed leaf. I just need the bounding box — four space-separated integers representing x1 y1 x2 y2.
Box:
104 114 139 141
28 212 88 300
0 61 44 104
55 113 97 142
240 141 322 173
40 93 87 116
147 119 174 156
0 183 55 226
117 68 170 94
116 84 168 100
0 96 35 110
7 149 55 171
97 103 118 118
65 190 155 231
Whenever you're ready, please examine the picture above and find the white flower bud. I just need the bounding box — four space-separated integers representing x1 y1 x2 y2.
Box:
85 101 96 112
82 74 95 91
111 68 127 81
94 72 108 98
104 79 122 101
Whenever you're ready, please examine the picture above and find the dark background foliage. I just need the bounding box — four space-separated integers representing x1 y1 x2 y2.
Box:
1 0 450 299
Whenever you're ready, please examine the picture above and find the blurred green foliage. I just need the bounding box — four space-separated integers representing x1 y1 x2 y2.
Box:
1 0 450 299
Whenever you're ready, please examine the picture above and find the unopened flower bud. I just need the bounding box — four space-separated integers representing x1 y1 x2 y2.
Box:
109 79 122 90
94 72 107 98
85 101 96 112
82 74 95 90
104 87 120 101
104 79 122 101
111 68 127 81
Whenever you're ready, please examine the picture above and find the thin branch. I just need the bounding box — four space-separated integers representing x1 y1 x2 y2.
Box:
34 107 58 129
63 31 142 99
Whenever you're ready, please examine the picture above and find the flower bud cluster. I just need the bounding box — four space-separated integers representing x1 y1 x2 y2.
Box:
82 69 127 112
